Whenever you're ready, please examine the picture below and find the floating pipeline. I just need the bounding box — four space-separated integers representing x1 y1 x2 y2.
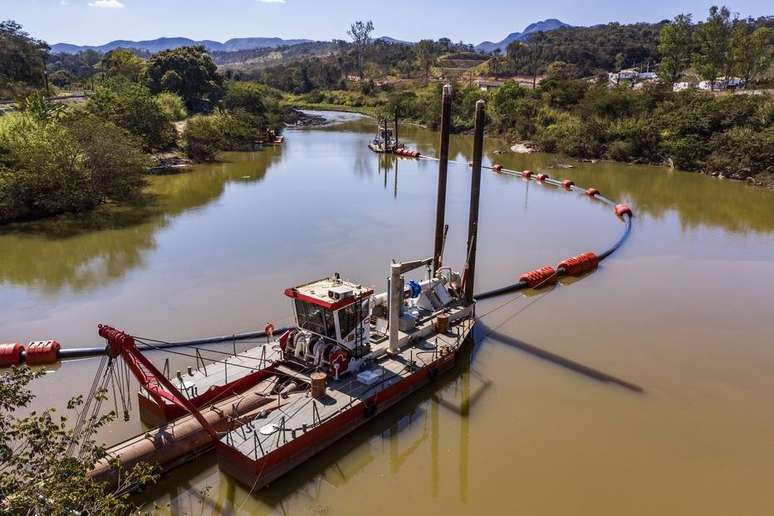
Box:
415 153 634 301
0 329 291 367
5 156 634 360
393 148 421 158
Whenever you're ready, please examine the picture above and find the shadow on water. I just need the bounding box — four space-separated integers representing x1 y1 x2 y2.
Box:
0 148 282 293
478 322 644 393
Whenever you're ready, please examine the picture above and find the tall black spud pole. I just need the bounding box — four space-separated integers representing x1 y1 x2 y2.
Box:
464 100 486 305
432 84 452 273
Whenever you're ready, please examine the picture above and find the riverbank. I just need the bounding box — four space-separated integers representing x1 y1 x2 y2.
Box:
283 98 379 118
281 88 773 189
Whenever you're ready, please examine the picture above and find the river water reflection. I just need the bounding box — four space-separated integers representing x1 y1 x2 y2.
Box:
2 111 774 515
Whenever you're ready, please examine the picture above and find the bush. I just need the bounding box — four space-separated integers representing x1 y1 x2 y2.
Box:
705 126 774 178
578 85 639 120
0 112 147 223
87 78 176 151
606 117 661 162
154 92 188 122
182 114 224 161
535 113 606 158
659 133 710 170
223 81 283 137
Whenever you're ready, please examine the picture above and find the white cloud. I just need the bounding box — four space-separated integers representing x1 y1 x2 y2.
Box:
258 0 286 3
89 0 125 8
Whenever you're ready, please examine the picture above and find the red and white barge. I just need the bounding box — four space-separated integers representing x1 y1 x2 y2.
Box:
215 262 475 489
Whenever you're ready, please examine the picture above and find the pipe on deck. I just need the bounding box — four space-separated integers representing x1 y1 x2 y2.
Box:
91 389 305 484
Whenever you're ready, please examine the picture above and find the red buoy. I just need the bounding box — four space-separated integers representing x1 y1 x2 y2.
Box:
25 340 60 365
492 164 503 172
535 173 548 182
522 170 533 179
586 187 600 197
557 252 599 276
0 342 24 367
561 179 575 189
615 204 633 218
519 266 557 288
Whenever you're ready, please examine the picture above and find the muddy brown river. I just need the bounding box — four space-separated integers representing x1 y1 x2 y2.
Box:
2 111 774 515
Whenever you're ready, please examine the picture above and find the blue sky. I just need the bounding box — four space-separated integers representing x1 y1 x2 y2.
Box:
4 0 771 46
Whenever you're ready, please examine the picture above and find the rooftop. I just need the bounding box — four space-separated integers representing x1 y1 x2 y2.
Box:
284 276 372 310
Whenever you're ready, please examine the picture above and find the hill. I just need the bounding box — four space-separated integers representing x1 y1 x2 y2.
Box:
51 36 311 54
476 18 571 53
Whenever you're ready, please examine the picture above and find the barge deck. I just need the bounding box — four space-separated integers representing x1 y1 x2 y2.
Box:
217 307 474 489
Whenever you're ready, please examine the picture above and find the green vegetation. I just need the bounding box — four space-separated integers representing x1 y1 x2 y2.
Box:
0 97 148 223
145 45 224 112
1 21 286 224
0 366 157 514
0 20 49 98
489 10 773 83
274 10 772 181
181 82 284 160
154 91 188 121
86 78 176 151
100 48 145 82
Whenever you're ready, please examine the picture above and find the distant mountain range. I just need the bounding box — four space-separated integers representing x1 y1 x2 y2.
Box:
475 19 571 53
51 36 312 54
51 19 571 56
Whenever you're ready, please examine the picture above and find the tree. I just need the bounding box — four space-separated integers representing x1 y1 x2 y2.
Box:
507 32 549 88
0 20 49 92
347 20 374 79
658 14 694 84
154 91 188 122
47 49 102 82
87 77 176 150
0 366 157 514
415 40 435 83
730 24 773 84
223 81 283 136
145 46 223 112
100 48 145 82
0 106 148 222
692 6 734 89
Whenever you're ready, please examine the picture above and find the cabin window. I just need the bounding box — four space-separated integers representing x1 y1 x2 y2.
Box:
337 298 369 341
295 300 335 338
337 303 359 340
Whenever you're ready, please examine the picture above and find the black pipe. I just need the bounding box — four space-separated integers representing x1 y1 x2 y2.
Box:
474 281 528 301
598 214 632 260
464 100 486 305
54 327 291 360
433 84 452 273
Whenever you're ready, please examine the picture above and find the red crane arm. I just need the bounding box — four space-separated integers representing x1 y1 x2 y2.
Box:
97 324 218 440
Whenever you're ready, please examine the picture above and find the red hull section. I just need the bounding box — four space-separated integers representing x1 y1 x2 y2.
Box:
217 350 457 489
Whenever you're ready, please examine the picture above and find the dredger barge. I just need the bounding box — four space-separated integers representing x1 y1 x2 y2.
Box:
90 257 475 489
